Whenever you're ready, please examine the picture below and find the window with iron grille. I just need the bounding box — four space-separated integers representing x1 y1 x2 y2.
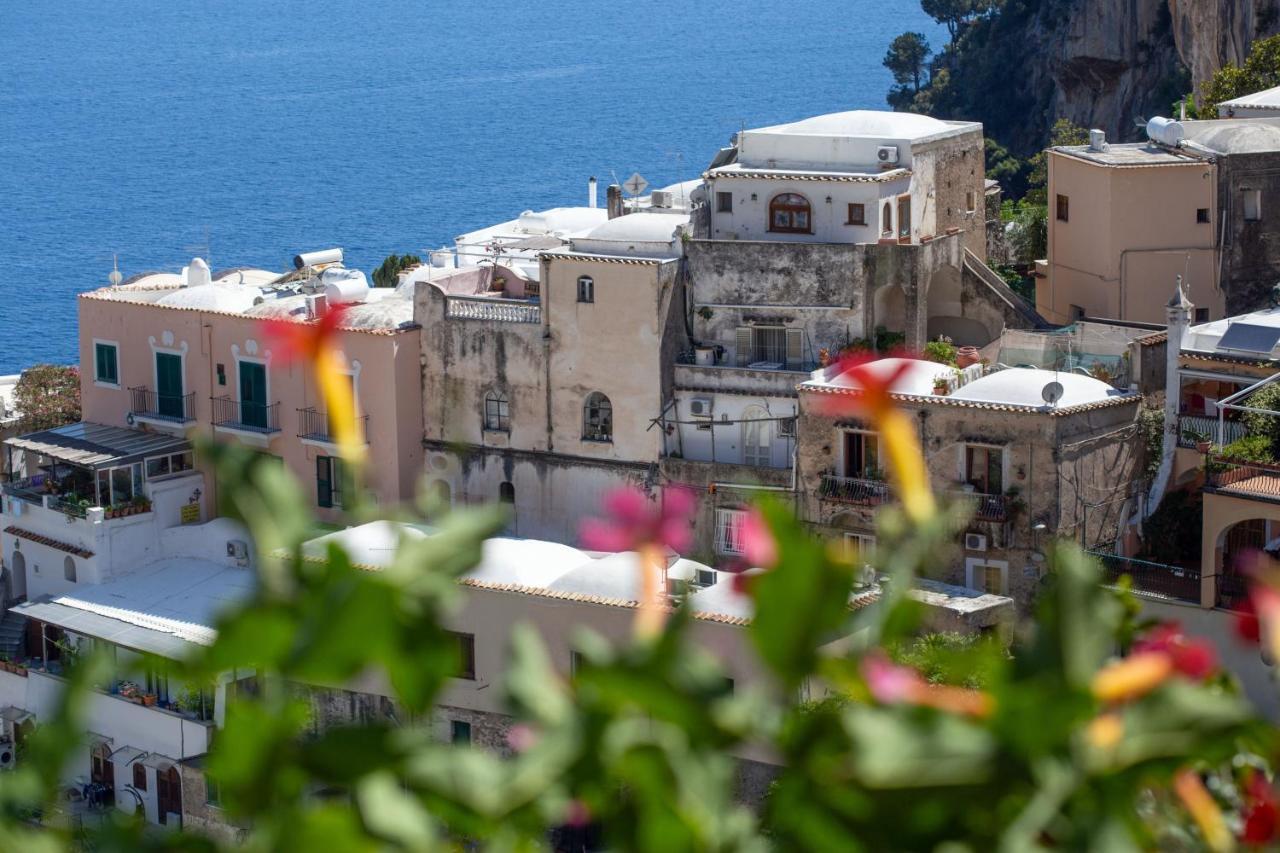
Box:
577 276 594 303
716 192 733 213
484 390 509 431
714 508 746 555
583 392 613 441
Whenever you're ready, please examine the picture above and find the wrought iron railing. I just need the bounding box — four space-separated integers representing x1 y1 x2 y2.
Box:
210 396 280 433
1089 551 1200 604
1207 460 1280 499
951 490 1008 522
1177 414 1246 448
129 387 196 422
297 407 369 444
445 296 541 323
819 474 890 506
47 496 89 519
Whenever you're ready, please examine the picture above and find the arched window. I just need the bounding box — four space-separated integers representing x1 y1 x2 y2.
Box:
63 556 76 583
881 201 893 236
429 479 452 508
483 390 509 432
133 761 148 791
768 193 811 234
499 481 515 504
741 405 771 467
583 392 613 442
577 276 595 304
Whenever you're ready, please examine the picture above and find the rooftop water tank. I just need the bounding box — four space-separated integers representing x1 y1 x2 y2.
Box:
321 268 369 305
1146 116 1185 147
294 248 343 270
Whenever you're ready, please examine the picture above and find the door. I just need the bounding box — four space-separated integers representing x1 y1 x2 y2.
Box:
741 406 771 467
156 765 181 825
155 353 184 419
897 195 911 241
238 361 267 428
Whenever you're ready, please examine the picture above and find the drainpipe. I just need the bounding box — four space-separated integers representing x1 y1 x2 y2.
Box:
1145 276 1192 518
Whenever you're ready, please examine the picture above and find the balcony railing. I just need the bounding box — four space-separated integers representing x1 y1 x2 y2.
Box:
951 490 1008 522
210 396 280 434
445 296 541 324
1090 551 1200 604
129 387 196 423
297 407 369 444
819 474 890 506
1 474 47 507
1207 459 1280 500
1177 414 1246 448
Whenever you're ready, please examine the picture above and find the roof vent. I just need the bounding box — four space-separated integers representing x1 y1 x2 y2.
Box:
185 257 211 289
1088 129 1108 152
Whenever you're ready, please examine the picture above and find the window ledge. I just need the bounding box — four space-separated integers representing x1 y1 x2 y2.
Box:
581 437 613 445
94 381 121 390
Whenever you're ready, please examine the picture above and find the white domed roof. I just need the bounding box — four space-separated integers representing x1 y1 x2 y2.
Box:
465 538 593 588
755 110 956 140
156 283 263 312
949 368 1126 409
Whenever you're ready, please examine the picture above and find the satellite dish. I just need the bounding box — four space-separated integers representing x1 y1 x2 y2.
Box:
1042 382 1064 406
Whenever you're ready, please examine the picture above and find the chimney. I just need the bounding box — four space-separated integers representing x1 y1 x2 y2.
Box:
1088 129 1107 152
1145 275 1194 526
606 184 624 220
588 176 598 209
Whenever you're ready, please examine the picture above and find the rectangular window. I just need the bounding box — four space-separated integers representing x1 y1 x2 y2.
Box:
967 559 1008 595
842 431 880 479
1244 189 1263 221
451 631 476 680
716 191 733 213
450 720 472 744
714 508 746 555
205 776 221 807
965 191 977 213
1056 194 1069 222
965 445 1003 494
897 195 911 239
1195 308 1210 323
777 416 796 438
845 203 866 225
570 650 586 676
577 276 594 304
316 455 343 509
1197 207 1210 224
94 342 118 385
843 532 876 564
484 394 510 432
1069 304 1085 321
738 326 786 366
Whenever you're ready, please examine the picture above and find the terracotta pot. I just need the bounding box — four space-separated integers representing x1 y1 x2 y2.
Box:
933 385 948 396
956 346 980 368
142 694 157 706
1196 441 1212 454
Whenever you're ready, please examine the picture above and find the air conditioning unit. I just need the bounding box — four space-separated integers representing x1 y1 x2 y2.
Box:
877 145 899 164
689 398 713 418
964 533 988 552
226 539 250 565
694 568 717 587
0 741 15 771
650 190 674 209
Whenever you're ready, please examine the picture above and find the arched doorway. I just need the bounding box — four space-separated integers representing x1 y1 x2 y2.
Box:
872 284 907 342
925 265 995 347
156 764 182 825
741 406 771 467
1219 518 1267 609
90 742 115 807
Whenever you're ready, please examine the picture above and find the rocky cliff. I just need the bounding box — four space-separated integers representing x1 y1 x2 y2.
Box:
933 0 1280 155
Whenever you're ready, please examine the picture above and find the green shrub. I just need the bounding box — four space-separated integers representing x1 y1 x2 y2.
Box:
922 339 957 366
1140 489 1203 564
1219 434 1275 465
1242 382 1280 456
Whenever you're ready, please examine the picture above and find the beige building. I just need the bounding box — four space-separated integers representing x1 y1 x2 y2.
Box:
796 358 1144 605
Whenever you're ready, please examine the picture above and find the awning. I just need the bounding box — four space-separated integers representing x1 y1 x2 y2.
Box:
140 752 176 771
15 598 196 660
86 731 112 748
0 706 32 724
109 746 145 765
4 422 190 471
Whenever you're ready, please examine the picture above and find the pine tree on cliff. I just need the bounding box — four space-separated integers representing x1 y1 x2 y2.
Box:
884 33 931 110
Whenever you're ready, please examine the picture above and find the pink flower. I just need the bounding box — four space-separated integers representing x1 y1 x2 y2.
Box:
1132 623 1217 680
564 799 592 828
506 724 538 753
740 509 778 568
579 486 696 554
862 652 923 703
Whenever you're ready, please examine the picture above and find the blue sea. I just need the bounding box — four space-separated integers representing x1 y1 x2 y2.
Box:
0 0 944 370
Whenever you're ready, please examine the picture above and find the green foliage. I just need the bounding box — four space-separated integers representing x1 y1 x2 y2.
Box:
884 32 931 107
874 325 906 352
1025 118 1089 204
1219 434 1276 465
371 253 422 289
1197 35 1280 117
13 364 80 431
6 433 1273 849
1002 199 1047 264
1242 382 1280 457
1137 405 1165 480
1141 490 1203 565
984 136 1029 199
921 0 997 43
922 339 958 366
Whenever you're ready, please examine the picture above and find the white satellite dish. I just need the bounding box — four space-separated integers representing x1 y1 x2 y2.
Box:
1042 382 1065 406
624 172 649 197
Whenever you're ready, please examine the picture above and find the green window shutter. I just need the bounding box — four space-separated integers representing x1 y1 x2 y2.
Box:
332 457 344 509
316 456 333 508
735 327 752 367
96 343 117 384
785 328 804 369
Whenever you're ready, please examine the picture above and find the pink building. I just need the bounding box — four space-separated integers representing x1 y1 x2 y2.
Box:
71 255 422 521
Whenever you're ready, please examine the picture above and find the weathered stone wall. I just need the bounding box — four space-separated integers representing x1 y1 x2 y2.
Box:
660 457 795 561
179 763 245 844
1218 151 1280 314
912 128 989 260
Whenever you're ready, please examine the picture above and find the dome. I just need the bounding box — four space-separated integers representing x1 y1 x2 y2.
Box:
755 110 957 140
156 283 263 313
465 538 593 588
949 368 1126 409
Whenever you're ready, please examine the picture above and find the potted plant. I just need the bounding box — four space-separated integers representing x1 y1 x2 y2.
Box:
1182 427 1212 454
118 681 141 702
933 376 950 396
142 693 158 707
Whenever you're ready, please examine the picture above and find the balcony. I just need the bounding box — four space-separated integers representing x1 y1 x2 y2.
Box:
445 295 541 323
211 396 280 444
675 362 812 397
297 407 369 447
819 474 890 506
1177 414 1246 449
1091 551 1200 604
129 387 195 425
951 490 1008 523
1206 460 1280 502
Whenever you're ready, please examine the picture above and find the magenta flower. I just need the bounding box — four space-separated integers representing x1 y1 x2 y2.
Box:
740 508 778 568
579 486 696 553
861 652 924 703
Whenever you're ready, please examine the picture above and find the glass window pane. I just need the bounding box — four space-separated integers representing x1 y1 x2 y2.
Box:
110 467 133 504
147 457 170 478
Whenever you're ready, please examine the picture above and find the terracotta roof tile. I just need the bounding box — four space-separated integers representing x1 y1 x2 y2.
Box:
4 526 94 559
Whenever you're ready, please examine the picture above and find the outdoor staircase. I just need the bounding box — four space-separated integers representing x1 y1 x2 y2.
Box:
0 609 27 662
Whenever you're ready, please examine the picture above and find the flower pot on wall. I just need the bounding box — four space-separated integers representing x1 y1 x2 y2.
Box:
956 347 979 368
1196 441 1212 454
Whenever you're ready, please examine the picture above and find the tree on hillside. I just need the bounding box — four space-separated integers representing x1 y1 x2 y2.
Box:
921 0 994 44
1198 34 1280 117
884 32 932 101
372 253 422 288
1025 118 1089 204
14 364 80 431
